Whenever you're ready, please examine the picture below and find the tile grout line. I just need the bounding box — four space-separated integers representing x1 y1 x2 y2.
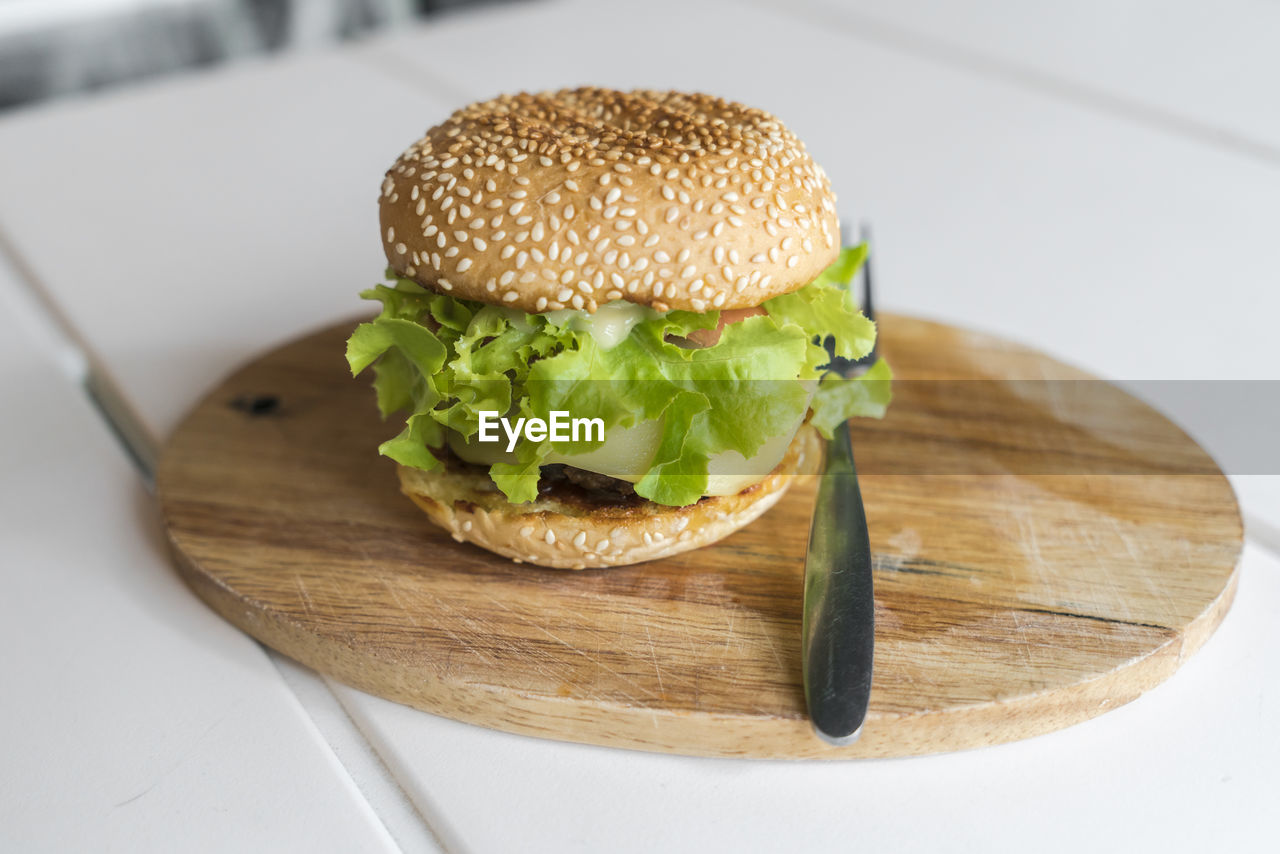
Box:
0 218 442 853
319 676 474 854
1244 512 1280 562
341 43 479 105
763 0 1280 170
0 221 158 486
269 655 456 854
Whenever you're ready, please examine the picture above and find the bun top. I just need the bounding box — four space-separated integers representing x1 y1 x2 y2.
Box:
378 88 838 314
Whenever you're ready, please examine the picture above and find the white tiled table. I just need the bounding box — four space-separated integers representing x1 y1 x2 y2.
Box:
2 2 1277 850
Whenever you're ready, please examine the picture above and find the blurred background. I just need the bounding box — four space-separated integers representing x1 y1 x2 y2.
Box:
0 0 521 111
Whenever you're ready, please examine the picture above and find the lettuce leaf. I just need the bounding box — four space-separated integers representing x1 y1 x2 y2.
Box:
347 247 889 506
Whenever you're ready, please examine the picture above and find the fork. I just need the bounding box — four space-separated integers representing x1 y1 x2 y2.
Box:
801 221 878 744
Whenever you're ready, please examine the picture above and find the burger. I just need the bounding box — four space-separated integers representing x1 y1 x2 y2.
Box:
346 88 889 569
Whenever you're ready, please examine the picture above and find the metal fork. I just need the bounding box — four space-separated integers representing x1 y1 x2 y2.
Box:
801 221 877 744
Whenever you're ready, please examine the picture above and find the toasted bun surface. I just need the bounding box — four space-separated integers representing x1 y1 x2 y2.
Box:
397 424 823 569
380 88 838 315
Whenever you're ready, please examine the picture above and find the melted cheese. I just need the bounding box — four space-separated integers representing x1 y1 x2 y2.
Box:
543 300 658 350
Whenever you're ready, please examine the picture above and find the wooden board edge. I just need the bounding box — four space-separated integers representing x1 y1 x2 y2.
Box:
164 530 1244 760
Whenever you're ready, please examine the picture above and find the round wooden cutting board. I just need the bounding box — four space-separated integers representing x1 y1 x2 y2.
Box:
156 314 1242 758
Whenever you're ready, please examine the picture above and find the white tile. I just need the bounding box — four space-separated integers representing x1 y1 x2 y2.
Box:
0 261 397 852
799 0 1280 156
0 50 456 439
0 2 1276 847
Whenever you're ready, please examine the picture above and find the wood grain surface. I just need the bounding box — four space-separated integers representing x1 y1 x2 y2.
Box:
156 314 1242 758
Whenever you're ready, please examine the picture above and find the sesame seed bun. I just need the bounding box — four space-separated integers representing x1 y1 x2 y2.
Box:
397 423 823 570
379 88 839 314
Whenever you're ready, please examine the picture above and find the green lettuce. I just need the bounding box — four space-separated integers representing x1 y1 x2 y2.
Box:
346 246 891 507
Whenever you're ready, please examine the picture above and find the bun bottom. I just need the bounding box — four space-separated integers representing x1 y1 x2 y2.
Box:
397 424 824 569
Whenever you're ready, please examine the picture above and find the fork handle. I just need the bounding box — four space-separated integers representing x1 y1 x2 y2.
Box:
802 417 875 744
